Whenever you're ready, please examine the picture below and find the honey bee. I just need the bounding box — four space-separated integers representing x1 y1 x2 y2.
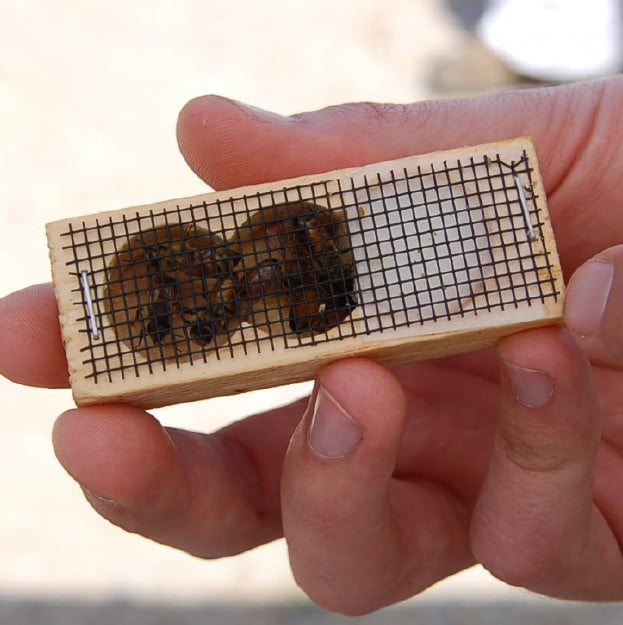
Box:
131 227 243 350
212 277 239 319
210 245 242 276
319 272 357 327
291 211 343 258
255 212 326 265
189 242 241 280
235 257 288 327
143 239 190 275
288 288 323 334
288 273 356 335
136 278 179 347
144 245 166 273
109 206 357 357
190 320 214 346
233 205 356 336
181 284 238 349
242 257 282 297
182 307 215 346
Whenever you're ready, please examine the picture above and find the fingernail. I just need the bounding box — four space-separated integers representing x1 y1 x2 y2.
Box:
225 97 289 124
308 385 363 458
565 259 614 337
504 362 554 409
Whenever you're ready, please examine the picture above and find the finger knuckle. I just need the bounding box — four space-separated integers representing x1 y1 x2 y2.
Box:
498 420 593 475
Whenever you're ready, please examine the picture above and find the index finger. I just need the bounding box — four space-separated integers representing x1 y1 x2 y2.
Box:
176 80 623 277
0 283 69 388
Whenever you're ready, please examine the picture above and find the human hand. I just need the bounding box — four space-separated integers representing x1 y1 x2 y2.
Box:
2 77 623 614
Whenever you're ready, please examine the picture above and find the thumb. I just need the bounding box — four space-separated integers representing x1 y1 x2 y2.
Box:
280 359 471 615
280 359 407 614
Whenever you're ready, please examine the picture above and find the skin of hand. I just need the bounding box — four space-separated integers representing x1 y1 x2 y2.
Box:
2 76 623 615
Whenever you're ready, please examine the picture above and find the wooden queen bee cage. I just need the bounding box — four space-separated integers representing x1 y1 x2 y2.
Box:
47 138 564 409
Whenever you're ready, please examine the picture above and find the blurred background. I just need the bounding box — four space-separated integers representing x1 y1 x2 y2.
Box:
1 1 622 623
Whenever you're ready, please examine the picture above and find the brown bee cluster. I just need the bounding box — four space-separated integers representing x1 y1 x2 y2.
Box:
104 202 357 360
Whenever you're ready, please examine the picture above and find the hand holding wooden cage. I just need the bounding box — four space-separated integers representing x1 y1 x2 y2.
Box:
47 137 564 409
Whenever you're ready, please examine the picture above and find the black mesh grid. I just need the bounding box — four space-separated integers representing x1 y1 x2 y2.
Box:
56 149 560 384
337 150 559 334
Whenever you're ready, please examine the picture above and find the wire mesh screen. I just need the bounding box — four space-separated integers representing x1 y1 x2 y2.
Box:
339 151 558 335
48 138 562 399
60 180 361 383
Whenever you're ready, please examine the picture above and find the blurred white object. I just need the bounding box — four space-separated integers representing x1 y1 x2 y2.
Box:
478 0 623 81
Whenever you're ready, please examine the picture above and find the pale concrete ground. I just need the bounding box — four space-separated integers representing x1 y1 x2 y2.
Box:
1 1 621 623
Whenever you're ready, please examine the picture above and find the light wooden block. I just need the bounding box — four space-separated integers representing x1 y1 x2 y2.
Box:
47 137 564 409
